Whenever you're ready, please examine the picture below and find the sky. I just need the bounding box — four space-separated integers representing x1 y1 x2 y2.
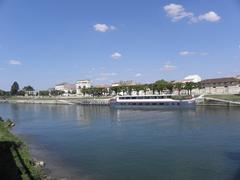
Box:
0 0 240 90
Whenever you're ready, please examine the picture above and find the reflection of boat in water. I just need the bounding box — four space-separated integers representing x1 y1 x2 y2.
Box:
109 95 196 109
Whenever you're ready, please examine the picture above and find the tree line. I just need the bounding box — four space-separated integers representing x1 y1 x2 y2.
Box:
0 81 67 97
81 80 199 97
0 80 200 97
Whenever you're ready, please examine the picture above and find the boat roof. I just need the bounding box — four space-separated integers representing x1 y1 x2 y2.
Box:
117 94 172 97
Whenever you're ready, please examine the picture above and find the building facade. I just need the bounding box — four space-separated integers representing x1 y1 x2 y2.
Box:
199 76 240 95
55 83 75 95
76 80 91 95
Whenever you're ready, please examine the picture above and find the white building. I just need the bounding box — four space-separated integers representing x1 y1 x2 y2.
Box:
182 75 202 83
111 80 136 87
55 83 75 95
76 80 91 95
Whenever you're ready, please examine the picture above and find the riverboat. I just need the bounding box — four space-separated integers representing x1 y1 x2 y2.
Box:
109 95 196 109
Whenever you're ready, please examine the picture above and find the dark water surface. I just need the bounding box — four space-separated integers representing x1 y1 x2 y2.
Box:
0 103 240 180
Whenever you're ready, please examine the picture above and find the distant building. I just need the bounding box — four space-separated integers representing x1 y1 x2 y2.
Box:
183 75 202 83
95 84 111 88
111 80 136 87
173 75 202 95
55 83 75 94
199 76 240 95
76 80 91 95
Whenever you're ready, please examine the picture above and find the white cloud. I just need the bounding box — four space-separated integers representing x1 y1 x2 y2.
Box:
179 51 208 56
163 3 193 22
162 62 176 71
163 4 221 23
179 51 196 56
94 23 116 32
135 73 142 77
111 52 122 60
198 11 221 22
9 60 22 65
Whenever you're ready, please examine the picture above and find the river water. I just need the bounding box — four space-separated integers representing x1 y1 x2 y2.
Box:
0 103 240 180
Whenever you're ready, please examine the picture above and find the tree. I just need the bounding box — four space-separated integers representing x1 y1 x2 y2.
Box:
10 81 19 96
81 87 87 96
133 85 143 95
50 90 64 96
39 91 49 96
110 86 121 95
142 84 148 95
23 86 34 92
0 90 10 97
174 82 184 95
127 86 133 95
17 90 25 96
155 80 168 94
148 83 156 94
166 82 174 94
184 82 196 95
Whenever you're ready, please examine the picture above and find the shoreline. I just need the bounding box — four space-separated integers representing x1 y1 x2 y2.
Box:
0 118 44 179
1 96 240 107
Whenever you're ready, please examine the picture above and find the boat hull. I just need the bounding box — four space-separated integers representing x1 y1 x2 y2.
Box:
110 100 195 109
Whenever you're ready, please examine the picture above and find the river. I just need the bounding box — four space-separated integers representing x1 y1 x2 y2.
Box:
0 103 240 180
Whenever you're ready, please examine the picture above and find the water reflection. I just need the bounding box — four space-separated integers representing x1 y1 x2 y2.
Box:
0 104 240 180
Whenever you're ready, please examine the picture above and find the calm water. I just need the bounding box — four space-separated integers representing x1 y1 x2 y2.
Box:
0 103 240 180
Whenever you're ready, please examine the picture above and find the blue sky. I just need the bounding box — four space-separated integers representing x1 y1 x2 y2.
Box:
0 0 240 90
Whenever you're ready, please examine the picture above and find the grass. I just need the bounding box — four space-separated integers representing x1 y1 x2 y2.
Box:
171 95 193 100
205 94 240 102
0 117 43 180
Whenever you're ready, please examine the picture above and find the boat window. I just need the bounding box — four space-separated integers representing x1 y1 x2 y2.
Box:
177 103 180 106
152 103 157 105
159 103 164 105
172 103 175 105
126 97 130 99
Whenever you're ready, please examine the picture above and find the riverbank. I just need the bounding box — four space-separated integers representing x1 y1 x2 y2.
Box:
1 96 111 105
1 95 240 107
0 117 43 180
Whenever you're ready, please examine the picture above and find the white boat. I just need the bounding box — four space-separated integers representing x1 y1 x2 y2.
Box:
109 95 196 109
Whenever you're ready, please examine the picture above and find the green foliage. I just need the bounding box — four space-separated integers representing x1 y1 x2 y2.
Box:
0 90 10 97
10 81 19 96
110 86 121 95
39 91 49 96
154 80 168 94
174 82 184 95
0 119 43 179
17 90 25 96
133 85 143 95
23 86 34 92
50 90 64 96
184 82 197 95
